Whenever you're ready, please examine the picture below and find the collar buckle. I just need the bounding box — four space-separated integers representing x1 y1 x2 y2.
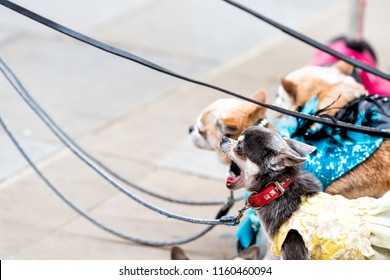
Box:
273 181 285 196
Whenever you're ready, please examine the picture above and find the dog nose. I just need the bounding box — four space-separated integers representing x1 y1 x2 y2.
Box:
221 136 229 143
188 125 195 134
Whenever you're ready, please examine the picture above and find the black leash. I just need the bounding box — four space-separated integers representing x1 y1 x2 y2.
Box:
0 116 238 246
222 0 390 81
0 0 389 138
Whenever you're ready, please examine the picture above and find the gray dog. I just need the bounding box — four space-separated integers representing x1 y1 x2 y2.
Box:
219 126 390 260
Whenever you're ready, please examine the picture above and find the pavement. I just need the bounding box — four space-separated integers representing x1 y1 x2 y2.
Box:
0 0 389 259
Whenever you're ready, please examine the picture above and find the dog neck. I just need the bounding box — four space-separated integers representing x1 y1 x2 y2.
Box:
251 167 321 237
228 118 270 176
246 177 294 208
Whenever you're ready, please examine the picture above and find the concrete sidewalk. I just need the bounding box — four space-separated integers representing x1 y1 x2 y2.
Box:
1 0 389 259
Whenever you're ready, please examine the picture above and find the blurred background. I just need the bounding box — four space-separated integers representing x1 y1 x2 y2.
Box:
0 0 388 259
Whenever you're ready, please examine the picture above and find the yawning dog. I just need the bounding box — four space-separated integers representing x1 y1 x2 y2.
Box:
219 126 390 260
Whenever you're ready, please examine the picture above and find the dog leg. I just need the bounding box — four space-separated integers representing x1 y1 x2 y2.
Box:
281 230 310 260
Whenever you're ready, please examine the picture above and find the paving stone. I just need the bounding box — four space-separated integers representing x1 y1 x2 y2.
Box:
0 152 155 259
93 0 339 63
0 0 158 35
0 133 59 182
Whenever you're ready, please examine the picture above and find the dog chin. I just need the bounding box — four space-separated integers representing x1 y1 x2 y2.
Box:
225 159 259 191
189 132 213 150
226 180 245 191
225 160 246 190
190 133 232 164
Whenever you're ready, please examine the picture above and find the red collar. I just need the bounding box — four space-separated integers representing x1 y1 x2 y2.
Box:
246 177 294 209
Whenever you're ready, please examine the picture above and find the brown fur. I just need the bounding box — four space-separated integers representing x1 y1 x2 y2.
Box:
333 60 354 75
171 246 190 260
280 76 330 107
275 61 367 120
326 139 390 199
316 81 366 116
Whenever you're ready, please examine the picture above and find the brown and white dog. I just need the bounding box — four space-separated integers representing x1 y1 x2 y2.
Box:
269 61 368 130
189 90 267 164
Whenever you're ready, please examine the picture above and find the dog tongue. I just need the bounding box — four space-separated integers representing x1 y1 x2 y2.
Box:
226 175 240 187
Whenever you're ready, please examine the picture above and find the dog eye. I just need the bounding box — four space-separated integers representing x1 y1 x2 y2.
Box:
235 143 244 155
199 130 207 137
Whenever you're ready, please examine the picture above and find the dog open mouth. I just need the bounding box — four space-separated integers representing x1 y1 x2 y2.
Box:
227 161 242 189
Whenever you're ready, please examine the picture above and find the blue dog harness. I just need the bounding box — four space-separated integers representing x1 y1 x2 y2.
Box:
294 96 385 188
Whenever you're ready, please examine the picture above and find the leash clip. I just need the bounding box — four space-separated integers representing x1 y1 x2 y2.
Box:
234 204 250 223
220 203 250 226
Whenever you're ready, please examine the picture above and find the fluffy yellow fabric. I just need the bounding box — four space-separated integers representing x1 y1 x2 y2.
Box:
271 192 390 260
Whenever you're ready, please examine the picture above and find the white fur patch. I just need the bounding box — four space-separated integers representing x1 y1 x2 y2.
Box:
243 158 260 176
238 135 245 142
275 86 294 109
195 116 205 132
242 158 260 187
189 117 213 150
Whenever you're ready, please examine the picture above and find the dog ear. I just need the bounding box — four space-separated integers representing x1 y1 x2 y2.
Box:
171 246 189 260
269 152 307 171
219 117 239 137
250 89 266 103
332 60 353 75
283 137 316 157
244 89 268 126
270 137 315 170
235 245 260 260
280 77 297 99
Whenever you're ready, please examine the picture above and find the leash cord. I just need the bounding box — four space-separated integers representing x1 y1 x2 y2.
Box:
222 0 390 81
0 59 239 227
0 59 243 206
0 0 389 138
0 116 239 246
